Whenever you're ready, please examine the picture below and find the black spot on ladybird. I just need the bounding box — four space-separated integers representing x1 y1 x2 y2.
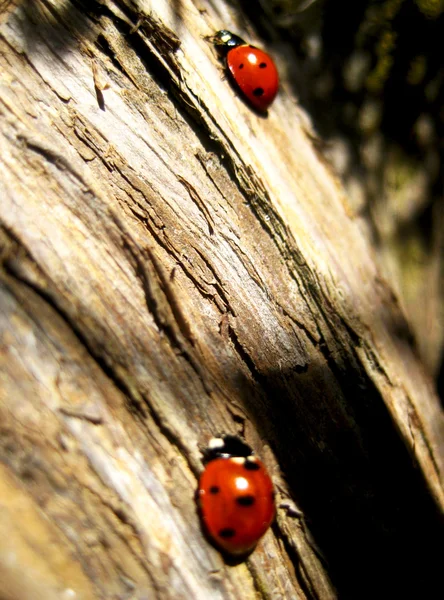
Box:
259 62 267 68
236 495 256 506
244 460 260 471
219 528 236 538
210 486 220 494
252 87 264 97
239 63 244 69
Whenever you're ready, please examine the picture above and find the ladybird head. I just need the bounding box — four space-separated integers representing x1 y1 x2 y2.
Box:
203 435 254 463
208 30 246 56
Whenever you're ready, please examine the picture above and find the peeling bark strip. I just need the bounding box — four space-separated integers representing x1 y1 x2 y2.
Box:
0 1 442 599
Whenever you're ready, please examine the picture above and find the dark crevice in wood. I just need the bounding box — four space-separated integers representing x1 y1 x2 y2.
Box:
279 304 320 350
226 323 264 387
259 355 443 599
272 520 325 600
94 32 127 77
191 244 234 313
91 1 182 97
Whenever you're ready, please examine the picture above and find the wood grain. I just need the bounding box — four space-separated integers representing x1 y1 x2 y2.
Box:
0 1 442 598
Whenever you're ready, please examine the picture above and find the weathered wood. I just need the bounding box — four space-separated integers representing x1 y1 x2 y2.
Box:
0 1 442 599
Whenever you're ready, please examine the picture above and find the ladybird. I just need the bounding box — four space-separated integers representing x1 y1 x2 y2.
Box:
198 435 275 555
209 30 279 112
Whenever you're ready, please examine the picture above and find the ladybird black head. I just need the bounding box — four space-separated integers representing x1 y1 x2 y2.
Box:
209 30 246 57
203 435 254 463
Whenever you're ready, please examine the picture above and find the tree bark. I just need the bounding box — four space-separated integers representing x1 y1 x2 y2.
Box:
0 1 442 599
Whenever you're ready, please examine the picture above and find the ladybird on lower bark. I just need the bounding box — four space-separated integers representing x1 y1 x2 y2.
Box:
208 30 279 112
198 435 275 556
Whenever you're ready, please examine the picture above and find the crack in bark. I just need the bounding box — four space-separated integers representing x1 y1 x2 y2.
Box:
191 243 233 314
226 322 264 386
177 175 215 235
405 393 442 483
108 210 194 349
107 210 214 399
274 519 329 600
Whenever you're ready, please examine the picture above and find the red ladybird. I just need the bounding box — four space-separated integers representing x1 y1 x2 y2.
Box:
198 435 275 555
209 30 279 112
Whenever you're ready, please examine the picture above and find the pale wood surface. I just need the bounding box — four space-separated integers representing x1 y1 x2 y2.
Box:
0 1 442 599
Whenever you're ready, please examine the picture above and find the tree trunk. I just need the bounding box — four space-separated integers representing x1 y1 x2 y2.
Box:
0 1 442 599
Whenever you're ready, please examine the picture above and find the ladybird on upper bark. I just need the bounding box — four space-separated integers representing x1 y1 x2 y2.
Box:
208 30 279 112
197 435 275 556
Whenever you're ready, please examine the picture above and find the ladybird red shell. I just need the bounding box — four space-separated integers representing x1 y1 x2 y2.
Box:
226 45 279 112
198 456 275 555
